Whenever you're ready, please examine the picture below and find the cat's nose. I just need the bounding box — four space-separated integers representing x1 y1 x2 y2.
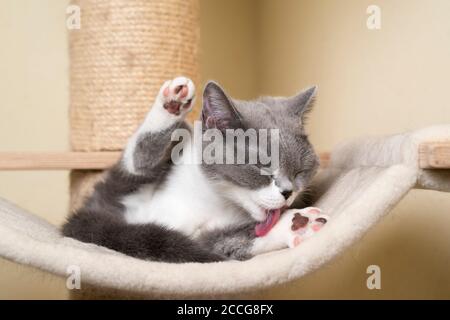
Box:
281 190 292 200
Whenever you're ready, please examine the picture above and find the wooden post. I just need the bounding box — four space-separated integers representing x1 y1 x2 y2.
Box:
68 0 201 210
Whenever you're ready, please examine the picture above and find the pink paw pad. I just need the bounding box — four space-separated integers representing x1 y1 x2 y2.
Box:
164 102 190 115
163 84 189 100
161 77 194 116
293 236 302 247
304 207 321 215
286 207 330 248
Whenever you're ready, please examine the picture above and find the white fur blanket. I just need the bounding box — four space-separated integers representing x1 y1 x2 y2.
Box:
0 125 448 298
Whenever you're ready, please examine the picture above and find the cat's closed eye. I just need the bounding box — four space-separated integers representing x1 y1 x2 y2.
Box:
294 171 306 190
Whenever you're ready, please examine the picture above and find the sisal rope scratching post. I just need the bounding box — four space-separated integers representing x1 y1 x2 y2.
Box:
68 0 201 210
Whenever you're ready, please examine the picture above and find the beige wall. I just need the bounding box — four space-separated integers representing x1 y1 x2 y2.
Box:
0 0 449 299
200 0 259 99
0 0 70 299
258 0 450 149
255 0 450 299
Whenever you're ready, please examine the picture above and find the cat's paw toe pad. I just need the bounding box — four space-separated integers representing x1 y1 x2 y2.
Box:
160 77 195 115
303 207 322 215
284 207 330 248
292 236 302 247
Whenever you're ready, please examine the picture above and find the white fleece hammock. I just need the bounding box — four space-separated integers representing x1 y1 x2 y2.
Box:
0 125 449 298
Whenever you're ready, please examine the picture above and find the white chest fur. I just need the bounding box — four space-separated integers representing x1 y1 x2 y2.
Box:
121 153 247 237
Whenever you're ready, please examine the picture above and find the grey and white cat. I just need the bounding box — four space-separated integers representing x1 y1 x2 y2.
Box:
62 77 323 263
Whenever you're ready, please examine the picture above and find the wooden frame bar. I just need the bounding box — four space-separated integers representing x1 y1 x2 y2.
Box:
0 142 448 170
419 142 450 169
0 152 120 170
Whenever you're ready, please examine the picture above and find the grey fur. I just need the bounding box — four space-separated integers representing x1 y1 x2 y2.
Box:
199 223 257 261
62 165 226 263
133 124 177 175
201 82 319 191
62 80 319 263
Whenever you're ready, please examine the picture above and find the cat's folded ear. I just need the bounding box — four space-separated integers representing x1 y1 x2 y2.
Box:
285 86 318 122
201 81 242 131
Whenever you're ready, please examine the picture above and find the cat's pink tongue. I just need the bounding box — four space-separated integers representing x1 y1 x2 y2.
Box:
255 209 281 237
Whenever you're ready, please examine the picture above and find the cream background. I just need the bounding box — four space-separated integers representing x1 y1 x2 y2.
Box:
0 0 449 299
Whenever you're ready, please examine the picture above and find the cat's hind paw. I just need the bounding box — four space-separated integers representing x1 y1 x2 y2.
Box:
274 207 329 248
251 207 329 256
159 76 195 116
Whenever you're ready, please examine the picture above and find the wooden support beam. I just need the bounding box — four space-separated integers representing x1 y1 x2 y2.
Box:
0 152 120 170
419 142 450 169
0 152 331 170
0 141 447 171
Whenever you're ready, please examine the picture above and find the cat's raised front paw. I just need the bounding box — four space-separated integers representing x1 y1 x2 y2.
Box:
159 76 195 116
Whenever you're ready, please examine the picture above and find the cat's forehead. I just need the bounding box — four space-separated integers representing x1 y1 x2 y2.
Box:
232 98 301 132
231 97 316 177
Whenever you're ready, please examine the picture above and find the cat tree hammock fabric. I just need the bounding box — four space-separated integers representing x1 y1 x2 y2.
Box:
0 125 449 298
0 0 449 298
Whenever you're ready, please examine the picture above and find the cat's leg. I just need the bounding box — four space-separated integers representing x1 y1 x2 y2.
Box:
63 209 226 263
200 208 329 260
198 223 257 261
122 76 195 176
251 207 330 255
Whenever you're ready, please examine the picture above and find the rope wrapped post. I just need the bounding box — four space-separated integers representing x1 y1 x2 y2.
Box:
68 0 201 210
